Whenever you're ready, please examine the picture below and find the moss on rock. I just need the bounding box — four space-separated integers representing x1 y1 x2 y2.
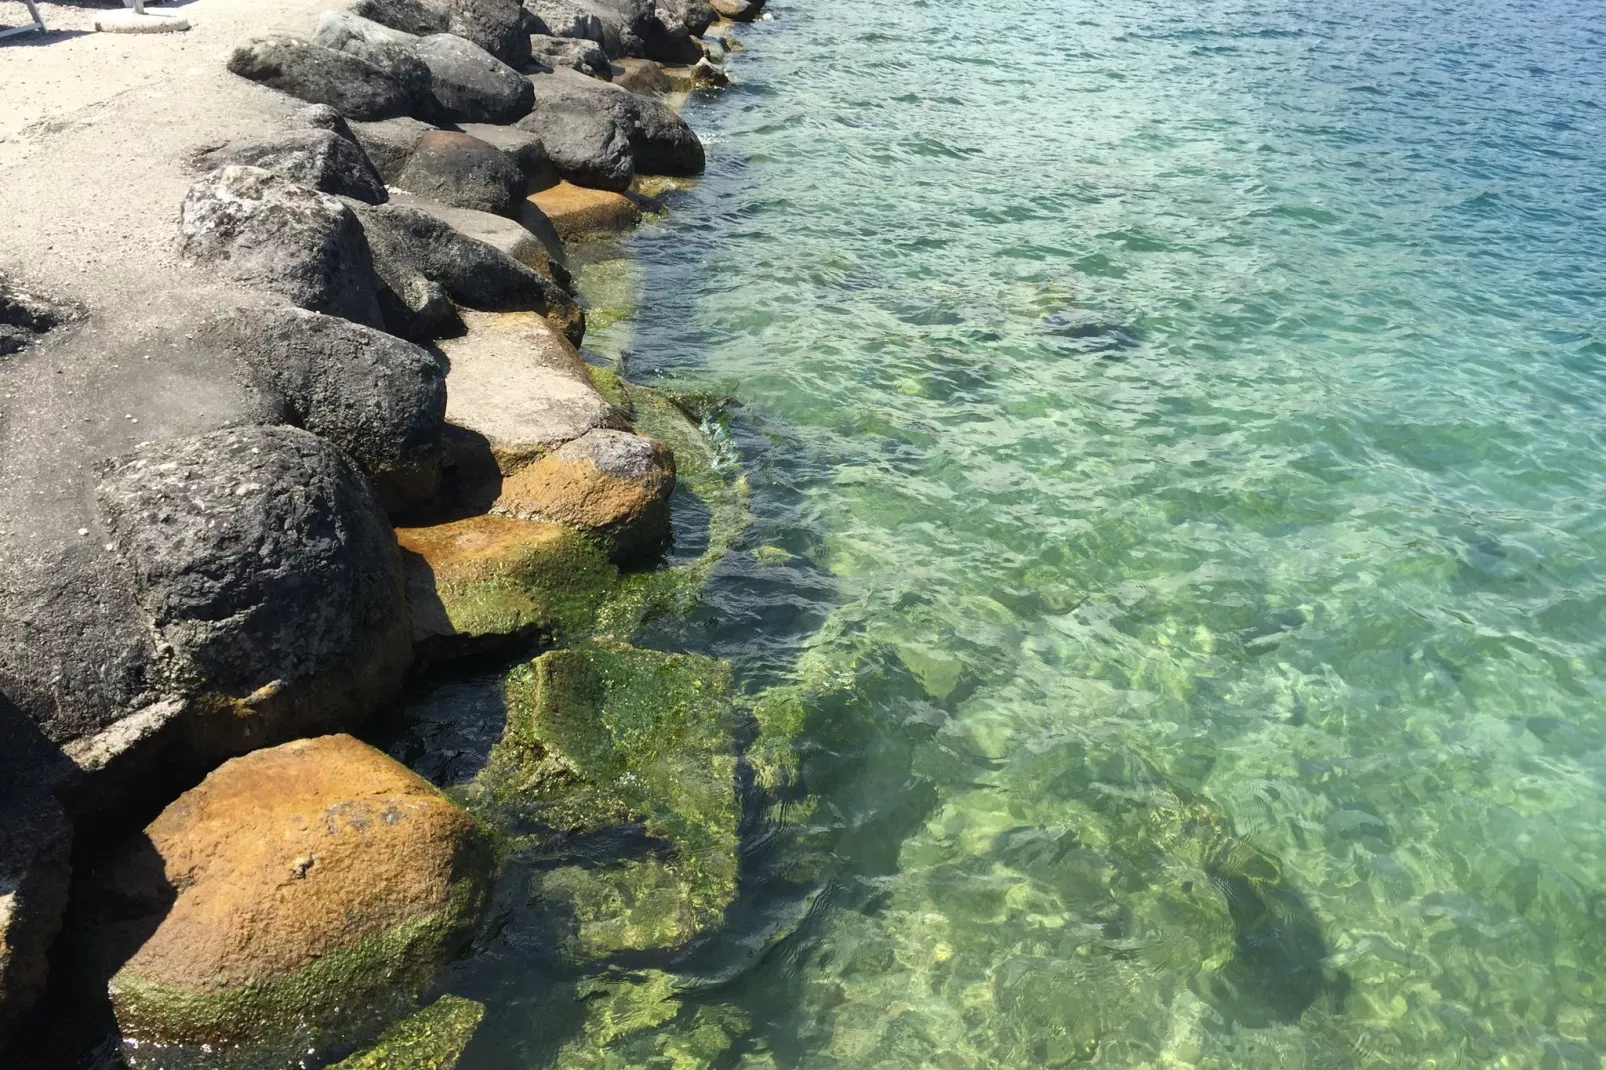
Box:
329 995 486 1069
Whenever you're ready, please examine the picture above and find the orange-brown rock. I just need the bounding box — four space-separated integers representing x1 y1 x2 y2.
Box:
101 734 491 1048
493 428 675 562
526 181 643 241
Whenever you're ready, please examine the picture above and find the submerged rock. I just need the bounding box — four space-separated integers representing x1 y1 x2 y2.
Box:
195 127 389 205
396 515 617 658
493 428 675 563
227 35 416 120
97 734 491 1048
610 56 671 95
395 130 527 217
329 994 486 1069
526 180 643 239
179 165 386 329
415 32 534 124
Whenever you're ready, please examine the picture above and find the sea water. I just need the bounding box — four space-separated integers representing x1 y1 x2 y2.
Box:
475 0 1606 1064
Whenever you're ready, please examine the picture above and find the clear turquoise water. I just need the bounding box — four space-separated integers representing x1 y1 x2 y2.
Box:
488 0 1606 1065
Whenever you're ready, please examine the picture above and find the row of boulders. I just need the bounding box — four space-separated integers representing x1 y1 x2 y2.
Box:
0 0 746 1056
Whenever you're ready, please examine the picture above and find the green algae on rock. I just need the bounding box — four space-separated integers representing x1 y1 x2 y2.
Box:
473 644 739 959
549 971 752 1070
328 994 486 1070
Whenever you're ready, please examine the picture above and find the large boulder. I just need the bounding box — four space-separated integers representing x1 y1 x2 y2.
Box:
394 130 526 217
517 97 634 191
520 68 703 187
97 734 491 1048
525 0 607 51
440 0 531 67
348 114 439 181
348 0 450 36
526 179 643 239
387 191 569 288
352 202 584 344
179 166 386 330
456 122 559 190
708 0 764 21
311 11 434 103
493 428 674 561
656 0 716 37
227 35 415 120
415 33 534 124
529 33 611 78
195 128 388 205
93 426 411 757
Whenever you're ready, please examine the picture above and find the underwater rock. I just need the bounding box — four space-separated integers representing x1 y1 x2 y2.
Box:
493 428 675 563
179 165 386 329
328 994 486 1069
227 35 417 120
97 734 491 1048
395 515 618 659
415 33 534 124
195 127 390 205
394 130 528 217
526 180 643 240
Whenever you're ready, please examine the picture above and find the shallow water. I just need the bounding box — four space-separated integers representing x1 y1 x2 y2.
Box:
460 0 1606 1065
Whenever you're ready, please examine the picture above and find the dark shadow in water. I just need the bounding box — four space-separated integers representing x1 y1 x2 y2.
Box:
1039 310 1145 357
1202 870 1348 1027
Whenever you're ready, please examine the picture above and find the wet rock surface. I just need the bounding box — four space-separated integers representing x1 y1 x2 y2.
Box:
526 179 644 238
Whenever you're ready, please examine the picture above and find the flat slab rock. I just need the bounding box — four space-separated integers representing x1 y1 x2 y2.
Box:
526 181 644 240
441 310 627 472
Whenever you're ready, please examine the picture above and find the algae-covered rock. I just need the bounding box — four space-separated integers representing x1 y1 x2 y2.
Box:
477 644 738 957
98 734 492 1049
396 515 618 659
329 994 485 1069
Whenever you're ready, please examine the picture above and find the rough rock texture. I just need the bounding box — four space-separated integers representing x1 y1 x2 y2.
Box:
348 115 439 181
0 274 74 357
396 516 616 658
97 734 491 1047
93 427 411 761
525 0 608 52
529 33 611 78
394 130 526 217
493 428 674 561
349 0 451 36
311 11 434 103
388 191 570 289
352 202 584 343
227 35 415 120
415 33 534 124
200 307 448 514
520 68 703 188
440 0 531 67
527 180 643 239
195 128 389 205
455 123 559 191
656 0 716 37
708 0 764 21
584 0 655 57
179 166 386 330
441 310 626 476
610 56 671 95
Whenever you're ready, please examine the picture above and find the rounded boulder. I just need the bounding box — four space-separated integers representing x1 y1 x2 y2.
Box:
395 130 527 217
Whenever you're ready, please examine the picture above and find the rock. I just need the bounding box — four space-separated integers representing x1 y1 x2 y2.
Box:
440 0 531 67
521 68 703 185
351 202 584 343
656 0 716 37
195 128 389 205
0 273 72 357
493 428 674 561
200 307 447 514
440 310 626 476
348 114 439 181
94 426 411 756
639 16 704 65
394 130 526 217
396 516 616 658
456 122 559 191
517 98 633 191
526 179 642 239
662 57 728 91
585 0 655 56
311 11 434 103
525 0 607 51
415 32 533 124
329 995 486 1069
99 734 491 1048
349 0 451 36
179 165 386 329
529 33 611 78
387 191 570 289
609 57 670 94
227 35 416 121
708 0 763 21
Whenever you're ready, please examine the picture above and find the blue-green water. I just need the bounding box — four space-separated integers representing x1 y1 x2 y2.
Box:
490 0 1606 1065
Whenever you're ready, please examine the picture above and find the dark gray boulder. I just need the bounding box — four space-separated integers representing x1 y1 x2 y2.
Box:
199 307 448 514
350 0 451 35
0 273 72 357
520 68 703 183
351 202 585 343
526 0 630 57
518 98 633 190
457 122 560 190
311 11 434 103
528 32 612 77
226 35 414 120
395 129 526 216
441 0 531 67
195 128 389 205
587 0 655 56
94 425 410 751
656 0 716 37
179 165 387 329
415 33 535 124
348 114 439 181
